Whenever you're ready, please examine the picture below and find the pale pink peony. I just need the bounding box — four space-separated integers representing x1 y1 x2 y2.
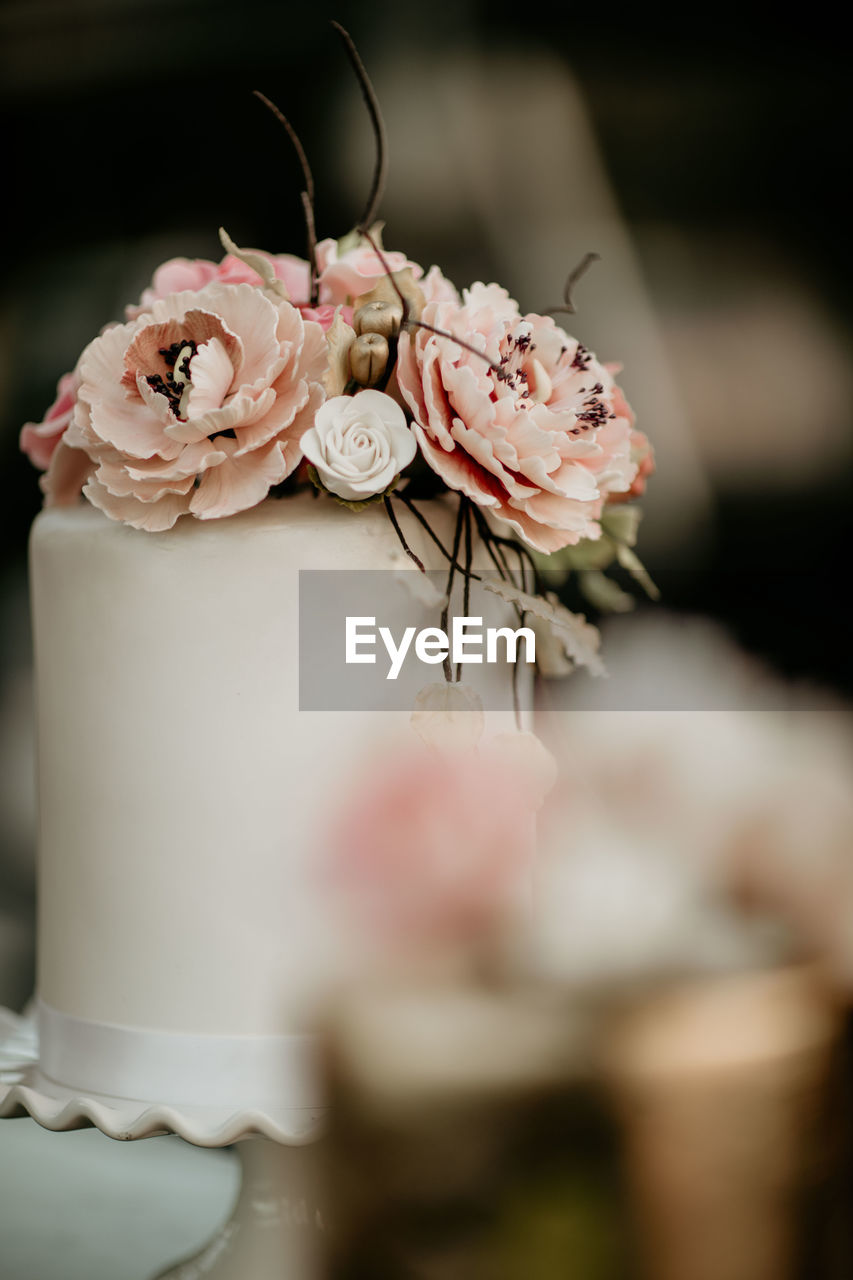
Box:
129 252 313 319
20 370 80 471
420 264 460 306
326 742 543 947
315 236 423 306
130 252 353 332
396 283 638 554
47 281 327 530
22 254 337 485
299 302 354 332
613 429 654 504
605 381 655 504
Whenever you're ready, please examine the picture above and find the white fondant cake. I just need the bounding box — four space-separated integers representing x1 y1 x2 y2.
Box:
30 494 520 1110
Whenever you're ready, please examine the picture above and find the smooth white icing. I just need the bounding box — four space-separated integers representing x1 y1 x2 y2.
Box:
31 495 522 1072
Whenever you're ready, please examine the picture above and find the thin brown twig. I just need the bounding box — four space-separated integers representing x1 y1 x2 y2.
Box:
360 227 500 387
402 318 502 374
393 494 524 718
384 496 425 572
470 506 512 580
456 499 473 682
511 635 522 730
253 90 318 294
485 523 515 583
393 494 484 580
331 22 387 232
544 251 600 316
511 549 529 730
490 534 543 595
300 192 318 304
359 226 408 317
253 90 315 204
394 493 450 559
516 546 528 593
359 227 409 390
467 518 526 724
440 496 466 683
470 507 527 627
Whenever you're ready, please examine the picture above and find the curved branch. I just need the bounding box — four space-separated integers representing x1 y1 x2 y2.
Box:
253 90 318 295
331 22 388 232
544 251 600 316
253 90 315 205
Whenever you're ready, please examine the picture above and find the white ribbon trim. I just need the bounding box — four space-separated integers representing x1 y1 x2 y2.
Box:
37 1001 322 1109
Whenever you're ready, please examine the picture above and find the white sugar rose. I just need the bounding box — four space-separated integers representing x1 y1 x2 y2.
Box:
302 390 416 501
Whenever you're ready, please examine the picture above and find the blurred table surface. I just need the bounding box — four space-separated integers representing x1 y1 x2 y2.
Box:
0 1118 238 1279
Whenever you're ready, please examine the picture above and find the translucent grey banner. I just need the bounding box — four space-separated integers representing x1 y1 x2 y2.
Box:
299 570 537 712
299 570 847 713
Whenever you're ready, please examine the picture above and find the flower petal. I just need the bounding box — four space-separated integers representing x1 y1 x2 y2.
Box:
189 438 290 520
41 440 93 507
83 476 191 530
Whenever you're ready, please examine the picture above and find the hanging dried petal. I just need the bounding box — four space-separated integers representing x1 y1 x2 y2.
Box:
323 311 357 397
218 227 290 300
481 579 604 676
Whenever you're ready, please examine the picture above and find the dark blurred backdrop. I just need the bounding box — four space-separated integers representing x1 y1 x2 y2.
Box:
2 0 850 695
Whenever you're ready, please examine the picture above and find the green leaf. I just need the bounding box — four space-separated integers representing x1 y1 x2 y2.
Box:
615 543 660 601
600 504 642 546
305 465 400 511
579 570 636 613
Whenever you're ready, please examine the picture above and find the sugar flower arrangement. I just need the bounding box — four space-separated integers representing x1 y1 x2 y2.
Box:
21 24 655 684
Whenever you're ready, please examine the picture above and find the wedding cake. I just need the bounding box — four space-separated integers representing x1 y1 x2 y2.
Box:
11 32 651 1121
29 494 518 1112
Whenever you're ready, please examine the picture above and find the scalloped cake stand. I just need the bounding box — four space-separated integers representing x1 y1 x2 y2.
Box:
0 1007 328 1280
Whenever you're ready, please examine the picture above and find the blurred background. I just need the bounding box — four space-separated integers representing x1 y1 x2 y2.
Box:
6 1 850 982
0 3 851 1275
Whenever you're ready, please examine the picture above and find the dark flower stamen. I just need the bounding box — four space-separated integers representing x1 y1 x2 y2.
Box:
146 339 198 420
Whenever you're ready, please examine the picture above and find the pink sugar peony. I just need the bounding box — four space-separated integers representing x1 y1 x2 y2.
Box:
315 236 423 306
396 283 638 554
610 429 654 504
48 281 327 530
605 381 655 504
299 302 354 332
326 744 542 947
128 251 313 319
21 253 340 486
420 264 460 306
130 252 352 333
20 370 80 471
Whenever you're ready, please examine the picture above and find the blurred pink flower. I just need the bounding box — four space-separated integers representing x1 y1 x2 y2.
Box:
315 236 423 306
326 744 542 947
48 281 327 530
396 283 637 553
20 370 79 471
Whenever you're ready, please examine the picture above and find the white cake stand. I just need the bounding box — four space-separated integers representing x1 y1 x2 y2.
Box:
0 1007 328 1280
